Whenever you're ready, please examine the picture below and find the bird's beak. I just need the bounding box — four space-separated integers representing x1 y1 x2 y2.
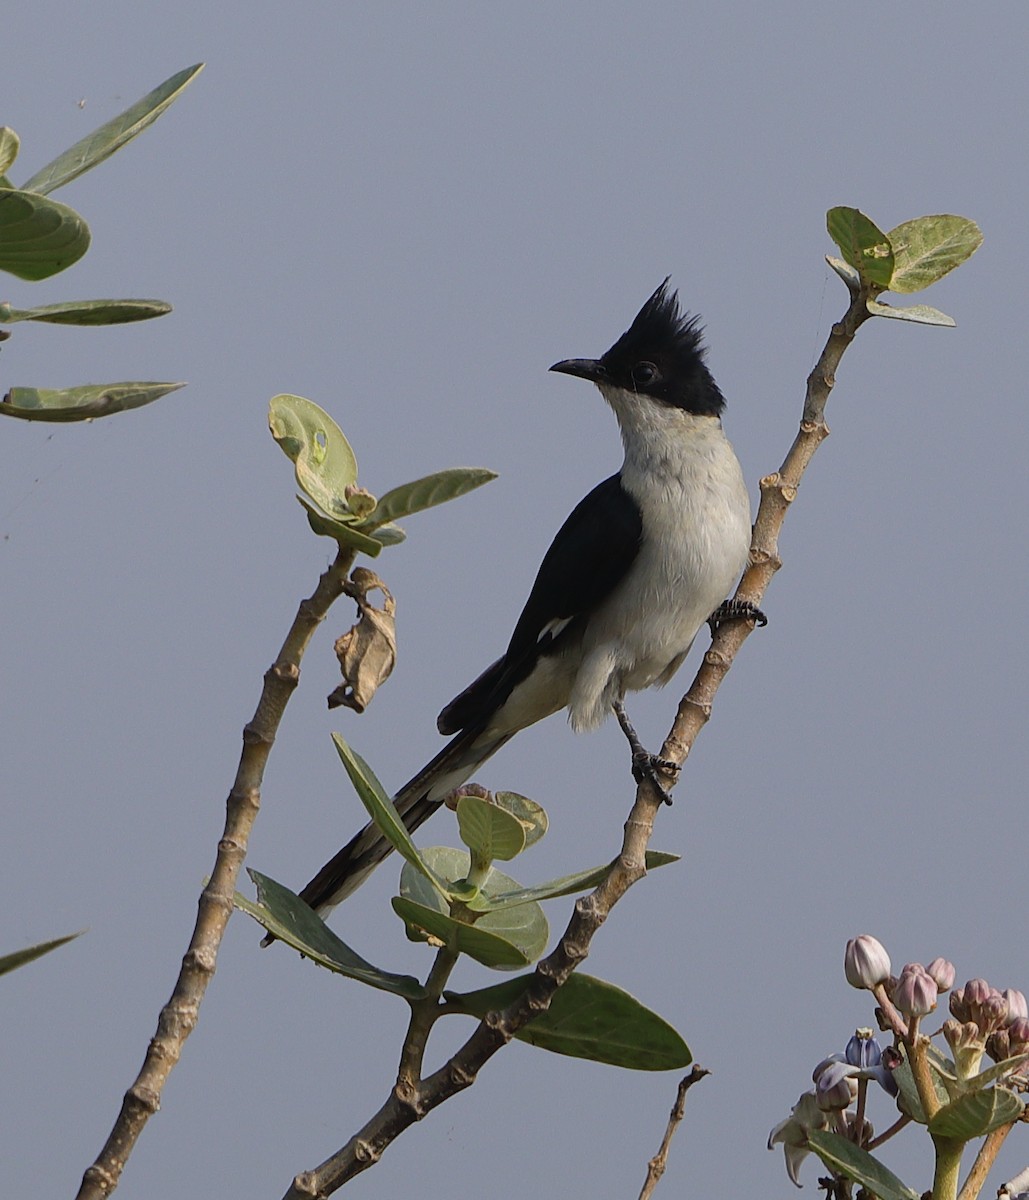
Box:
549 357 607 383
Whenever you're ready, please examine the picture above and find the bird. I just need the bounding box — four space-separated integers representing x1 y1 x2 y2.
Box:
294 279 756 920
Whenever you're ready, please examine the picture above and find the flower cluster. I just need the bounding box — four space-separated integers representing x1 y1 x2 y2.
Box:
769 935 1029 1196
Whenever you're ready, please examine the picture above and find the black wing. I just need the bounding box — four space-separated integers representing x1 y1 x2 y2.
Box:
438 474 642 733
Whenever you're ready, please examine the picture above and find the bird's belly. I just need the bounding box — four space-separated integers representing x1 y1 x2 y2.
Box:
569 483 751 729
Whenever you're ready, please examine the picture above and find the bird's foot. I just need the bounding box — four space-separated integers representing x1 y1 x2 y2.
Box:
612 700 678 805
708 598 768 634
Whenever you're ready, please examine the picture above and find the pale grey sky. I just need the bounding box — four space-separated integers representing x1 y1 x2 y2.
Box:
3 4 1027 1197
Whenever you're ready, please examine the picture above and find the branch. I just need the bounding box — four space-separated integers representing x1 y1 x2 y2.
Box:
660 285 871 769
638 1067 711 1200
280 283 876 1198
75 547 356 1200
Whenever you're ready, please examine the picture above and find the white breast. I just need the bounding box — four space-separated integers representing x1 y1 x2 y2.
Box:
567 393 751 731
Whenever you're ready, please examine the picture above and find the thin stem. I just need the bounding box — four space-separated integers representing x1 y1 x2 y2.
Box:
865 1113 912 1151
396 943 460 1093
957 1123 1015 1200
76 547 356 1200
637 1066 710 1200
853 1078 868 1145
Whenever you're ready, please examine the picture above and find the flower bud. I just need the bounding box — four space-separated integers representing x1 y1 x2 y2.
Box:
926 958 956 992
965 978 993 1008
949 985 968 1022
981 993 1009 1034
894 964 938 1017
1003 989 1028 1024
944 1019 986 1080
1009 1017 1029 1050
988 1028 1013 1063
845 935 891 990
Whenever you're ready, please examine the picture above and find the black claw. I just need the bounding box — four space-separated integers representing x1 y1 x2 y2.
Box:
708 598 768 633
630 750 676 806
613 700 677 805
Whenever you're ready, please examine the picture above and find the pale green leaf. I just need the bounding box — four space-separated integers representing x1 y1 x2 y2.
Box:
807 1130 919 1200
392 896 534 969
368 522 407 547
457 794 526 863
21 64 204 195
928 1087 1024 1139
235 870 424 999
446 973 692 1070
1 381 183 422
0 931 83 977
0 188 90 280
866 299 955 327
330 733 450 897
366 468 498 527
299 497 383 557
966 1052 1029 1091
478 850 680 912
826 207 894 289
893 1043 954 1123
0 127 20 177
886 215 983 294
401 849 549 966
268 394 359 519
0 298 171 325
493 791 548 848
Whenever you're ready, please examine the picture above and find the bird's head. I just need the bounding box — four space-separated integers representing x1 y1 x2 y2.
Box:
550 278 725 419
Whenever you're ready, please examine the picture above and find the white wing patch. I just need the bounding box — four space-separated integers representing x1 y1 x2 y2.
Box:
538 616 573 643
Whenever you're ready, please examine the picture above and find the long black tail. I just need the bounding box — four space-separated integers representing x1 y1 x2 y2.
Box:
296 723 514 916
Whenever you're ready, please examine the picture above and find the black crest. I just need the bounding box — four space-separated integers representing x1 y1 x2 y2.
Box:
600 279 725 416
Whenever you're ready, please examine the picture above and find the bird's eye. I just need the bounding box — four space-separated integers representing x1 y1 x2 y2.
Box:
632 361 658 385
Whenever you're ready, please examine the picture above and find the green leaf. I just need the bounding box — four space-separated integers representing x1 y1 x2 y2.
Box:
268 394 359 521
865 299 956 327
0 188 90 280
399 849 549 968
493 791 548 848
393 896 534 969
966 1052 1029 1091
446 973 692 1071
21 63 204 195
826 207 894 289
0 298 172 325
368 521 407 548
886 215 983 294
457 795 526 863
330 733 451 897
365 468 498 527
893 1043 954 1123
928 1087 1024 1139
807 1130 919 1200
299 496 383 557
1 381 184 422
235 870 425 999
477 850 680 912
0 931 83 977
0 127 20 177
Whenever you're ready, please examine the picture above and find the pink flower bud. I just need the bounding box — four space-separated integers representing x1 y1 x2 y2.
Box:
845 935 891 990
1003 989 1028 1024
926 958 956 992
894 964 938 1017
